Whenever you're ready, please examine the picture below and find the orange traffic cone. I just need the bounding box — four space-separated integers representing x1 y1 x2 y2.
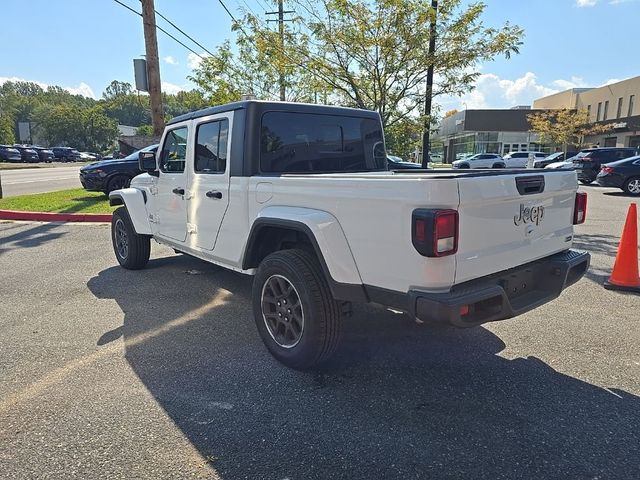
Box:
604 203 640 293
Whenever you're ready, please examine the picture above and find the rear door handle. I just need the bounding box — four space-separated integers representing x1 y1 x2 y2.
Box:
172 188 185 195
206 190 223 199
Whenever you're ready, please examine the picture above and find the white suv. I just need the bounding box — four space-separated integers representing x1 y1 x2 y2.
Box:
452 153 505 169
502 151 547 168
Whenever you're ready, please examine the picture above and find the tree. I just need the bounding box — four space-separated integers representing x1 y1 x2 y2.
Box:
527 109 611 154
136 125 154 136
444 109 458 118
33 104 118 151
190 0 523 159
0 114 15 144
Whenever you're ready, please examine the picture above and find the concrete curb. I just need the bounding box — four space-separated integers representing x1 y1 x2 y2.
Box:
0 209 112 223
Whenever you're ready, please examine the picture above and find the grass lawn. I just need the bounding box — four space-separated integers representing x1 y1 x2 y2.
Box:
0 188 114 214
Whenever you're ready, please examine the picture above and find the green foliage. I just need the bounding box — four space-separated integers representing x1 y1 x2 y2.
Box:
136 125 154 136
527 109 611 151
189 0 523 155
32 104 118 151
0 114 15 144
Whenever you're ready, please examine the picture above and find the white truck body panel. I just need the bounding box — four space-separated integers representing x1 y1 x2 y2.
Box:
118 103 583 301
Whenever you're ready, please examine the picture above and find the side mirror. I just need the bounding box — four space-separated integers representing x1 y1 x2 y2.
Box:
139 151 159 176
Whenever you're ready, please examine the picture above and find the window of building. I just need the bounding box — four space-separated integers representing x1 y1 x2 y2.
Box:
159 127 188 173
586 105 591 119
603 137 617 147
617 97 623 119
629 95 636 117
260 112 386 173
194 119 229 174
603 100 609 121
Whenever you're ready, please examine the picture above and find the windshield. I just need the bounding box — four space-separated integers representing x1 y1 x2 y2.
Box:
545 152 562 160
122 144 159 161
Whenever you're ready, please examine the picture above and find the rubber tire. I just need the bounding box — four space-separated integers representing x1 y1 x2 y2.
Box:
107 175 131 194
492 163 505 168
111 207 151 270
252 249 341 369
579 178 594 185
458 163 470 169
623 177 640 196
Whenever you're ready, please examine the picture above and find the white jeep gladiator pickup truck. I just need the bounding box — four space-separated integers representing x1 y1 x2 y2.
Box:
109 100 590 368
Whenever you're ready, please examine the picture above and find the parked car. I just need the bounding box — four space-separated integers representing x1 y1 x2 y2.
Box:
429 152 443 163
80 144 159 194
79 152 97 161
573 147 637 184
13 145 40 163
52 147 81 162
545 161 575 169
108 100 589 368
32 146 55 163
502 151 547 168
452 153 505 169
387 155 423 170
0 145 22 162
596 155 640 196
533 151 578 169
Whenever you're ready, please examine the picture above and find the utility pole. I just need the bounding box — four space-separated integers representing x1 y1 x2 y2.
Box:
266 0 294 101
141 0 164 136
422 0 437 168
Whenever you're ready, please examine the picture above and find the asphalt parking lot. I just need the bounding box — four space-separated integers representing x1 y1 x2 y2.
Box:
1 185 639 479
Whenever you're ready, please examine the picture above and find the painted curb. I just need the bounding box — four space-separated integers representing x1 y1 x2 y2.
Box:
0 209 112 223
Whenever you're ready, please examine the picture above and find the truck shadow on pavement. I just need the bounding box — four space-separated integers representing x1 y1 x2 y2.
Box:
0 222 66 255
88 253 640 480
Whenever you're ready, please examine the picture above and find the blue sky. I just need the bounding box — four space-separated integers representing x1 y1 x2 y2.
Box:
0 0 638 109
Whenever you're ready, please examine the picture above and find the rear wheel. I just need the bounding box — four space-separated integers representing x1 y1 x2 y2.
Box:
252 249 342 369
579 178 594 185
111 207 150 270
624 177 640 196
492 163 505 168
458 163 470 169
107 175 131 193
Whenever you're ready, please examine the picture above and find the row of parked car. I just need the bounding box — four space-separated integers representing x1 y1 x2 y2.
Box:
0 145 100 163
447 147 640 196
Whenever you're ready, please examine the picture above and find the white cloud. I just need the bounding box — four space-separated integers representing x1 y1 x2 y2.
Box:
164 55 178 65
440 72 559 110
65 82 96 98
187 52 210 70
161 81 185 94
0 76 96 99
576 0 597 6
551 76 588 90
601 78 621 86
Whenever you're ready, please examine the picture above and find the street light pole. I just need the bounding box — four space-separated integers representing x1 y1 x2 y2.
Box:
421 0 438 168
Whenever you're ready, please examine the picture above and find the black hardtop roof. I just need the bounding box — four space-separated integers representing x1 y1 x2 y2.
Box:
166 100 380 126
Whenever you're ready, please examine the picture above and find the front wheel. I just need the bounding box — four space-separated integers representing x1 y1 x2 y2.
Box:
492 163 505 168
111 207 151 270
252 249 342 369
624 177 640 196
579 178 594 185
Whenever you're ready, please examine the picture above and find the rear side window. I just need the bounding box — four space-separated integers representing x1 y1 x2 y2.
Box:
260 112 386 173
194 119 229 174
159 127 188 173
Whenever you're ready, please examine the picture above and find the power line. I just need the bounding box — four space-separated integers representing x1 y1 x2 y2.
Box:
151 4 216 57
112 0 205 60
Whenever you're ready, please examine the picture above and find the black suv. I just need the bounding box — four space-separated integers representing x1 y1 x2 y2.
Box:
80 144 159 194
52 147 81 162
13 145 40 163
573 147 637 184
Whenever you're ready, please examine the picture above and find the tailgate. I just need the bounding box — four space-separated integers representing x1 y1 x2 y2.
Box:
455 171 577 285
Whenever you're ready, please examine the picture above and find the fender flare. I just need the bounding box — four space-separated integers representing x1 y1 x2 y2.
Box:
243 206 367 302
108 188 153 235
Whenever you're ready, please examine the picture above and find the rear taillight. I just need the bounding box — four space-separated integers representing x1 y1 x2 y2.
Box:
601 166 614 174
573 192 587 225
412 209 459 257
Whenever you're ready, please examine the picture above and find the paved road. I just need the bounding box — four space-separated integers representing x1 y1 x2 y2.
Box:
0 165 82 197
0 186 639 479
